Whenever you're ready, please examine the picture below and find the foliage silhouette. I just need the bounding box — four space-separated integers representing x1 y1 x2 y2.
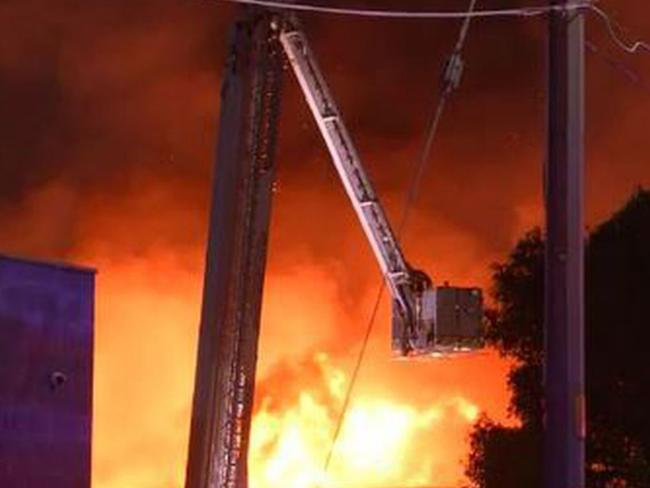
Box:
466 189 650 488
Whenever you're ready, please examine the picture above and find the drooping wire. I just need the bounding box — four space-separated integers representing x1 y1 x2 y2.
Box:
397 0 477 235
323 280 385 473
219 0 590 19
322 0 478 475
589 5 650 55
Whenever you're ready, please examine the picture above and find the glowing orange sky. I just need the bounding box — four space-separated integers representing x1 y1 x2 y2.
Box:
1 1 650 487
77 194 515 488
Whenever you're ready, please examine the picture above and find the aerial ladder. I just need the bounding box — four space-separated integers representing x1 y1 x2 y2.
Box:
278 19 483 357
185 8 483 488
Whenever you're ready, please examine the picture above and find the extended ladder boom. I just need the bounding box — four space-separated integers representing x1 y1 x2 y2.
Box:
279 24 416 318
279 20 484 357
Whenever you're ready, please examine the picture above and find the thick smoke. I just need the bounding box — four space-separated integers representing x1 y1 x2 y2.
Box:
1 0 649 487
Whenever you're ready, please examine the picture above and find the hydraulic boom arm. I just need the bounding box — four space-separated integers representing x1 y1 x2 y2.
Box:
278 19 484 356
278 22 434 354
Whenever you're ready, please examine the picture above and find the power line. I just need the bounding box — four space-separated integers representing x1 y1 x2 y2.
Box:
219 0 590 19
589 5 650 55
323 280 385 473
217 0 650 56
397 0 476 235
322 0 478 476
217 0 650 60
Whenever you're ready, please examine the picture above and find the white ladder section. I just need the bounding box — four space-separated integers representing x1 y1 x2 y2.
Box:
279 26 414 314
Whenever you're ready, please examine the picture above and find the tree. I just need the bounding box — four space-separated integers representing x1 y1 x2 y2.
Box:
466 189 650 488
466 416 542 488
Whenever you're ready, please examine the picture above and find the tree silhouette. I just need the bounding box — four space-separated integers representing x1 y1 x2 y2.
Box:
466 189 650 488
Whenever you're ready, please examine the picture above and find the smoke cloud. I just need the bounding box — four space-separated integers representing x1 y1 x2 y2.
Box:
1 0 649 486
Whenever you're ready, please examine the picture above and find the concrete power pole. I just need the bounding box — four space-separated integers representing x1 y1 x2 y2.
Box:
544 2 585 488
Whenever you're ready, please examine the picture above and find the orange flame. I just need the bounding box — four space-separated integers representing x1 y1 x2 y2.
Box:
250 353 482 488
86 252 510 488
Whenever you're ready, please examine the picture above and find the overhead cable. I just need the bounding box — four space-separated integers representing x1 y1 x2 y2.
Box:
322 0 478 476
218 0 650 60
397 0 476 235
589 5 650 55
323 281 385 473
220 0 591 19
217 0 650 59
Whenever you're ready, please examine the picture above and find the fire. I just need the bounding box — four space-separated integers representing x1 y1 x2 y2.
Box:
4 0 650 486
79 247 511 488
33 186 511 488
249 354 481 488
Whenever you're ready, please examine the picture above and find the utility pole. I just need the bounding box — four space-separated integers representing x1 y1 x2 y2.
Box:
185 9 283 488
544 1 585 488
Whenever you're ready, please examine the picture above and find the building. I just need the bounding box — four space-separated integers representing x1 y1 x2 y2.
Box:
0 254 95 488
